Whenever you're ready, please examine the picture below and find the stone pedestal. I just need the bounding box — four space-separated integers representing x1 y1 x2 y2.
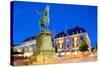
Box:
33 30 56 64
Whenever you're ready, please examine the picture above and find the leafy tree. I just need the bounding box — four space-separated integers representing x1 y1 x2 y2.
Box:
79 39 88 52
92 43 97 52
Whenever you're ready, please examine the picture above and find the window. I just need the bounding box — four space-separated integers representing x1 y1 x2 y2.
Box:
72 43 74 47
80 30 82 33
33 40 37 45
76 31 78 34
80 35 84 40
73 32 74 34
67 45 69 48
66 39 69 42
67 33 69 36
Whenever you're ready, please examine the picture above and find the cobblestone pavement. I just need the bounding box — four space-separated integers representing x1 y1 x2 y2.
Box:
57 55 97 63
13 55 97 66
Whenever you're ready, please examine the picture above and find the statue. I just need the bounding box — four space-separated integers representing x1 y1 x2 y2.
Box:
32 5 56 63
39 5 50 31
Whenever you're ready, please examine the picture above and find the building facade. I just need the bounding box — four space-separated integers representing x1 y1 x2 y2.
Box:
13 36 37 57
54 26 91 55
13 26 91 57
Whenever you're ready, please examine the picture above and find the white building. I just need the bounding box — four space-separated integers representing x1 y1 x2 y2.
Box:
13 36 37 57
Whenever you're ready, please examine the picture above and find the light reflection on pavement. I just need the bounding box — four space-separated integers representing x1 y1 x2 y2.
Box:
57 56 97 63
14 55 97 66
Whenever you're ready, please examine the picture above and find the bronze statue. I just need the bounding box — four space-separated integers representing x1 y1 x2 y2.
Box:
39 5 50 31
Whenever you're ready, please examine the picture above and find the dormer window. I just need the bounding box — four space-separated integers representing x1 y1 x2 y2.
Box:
76 31 78 34
73 32 74 34
80 30 82 33
67 33 69 36
62 34 63 37
59 35 60 37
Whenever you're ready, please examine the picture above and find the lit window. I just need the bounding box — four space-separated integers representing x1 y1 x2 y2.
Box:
66 39 69 42
33 40 36 45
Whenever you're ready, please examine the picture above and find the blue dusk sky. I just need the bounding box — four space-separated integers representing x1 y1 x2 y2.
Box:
12 1 97 48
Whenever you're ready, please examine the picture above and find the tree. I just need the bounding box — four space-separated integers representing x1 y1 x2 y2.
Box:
91 43 97 53
79 39 88 52
95 43 97 51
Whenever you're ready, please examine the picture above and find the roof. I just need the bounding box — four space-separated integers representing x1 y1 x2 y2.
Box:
55 26 86 38
23 35 36 42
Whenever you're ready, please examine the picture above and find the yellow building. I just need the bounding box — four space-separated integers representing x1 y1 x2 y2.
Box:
54 26 91 56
